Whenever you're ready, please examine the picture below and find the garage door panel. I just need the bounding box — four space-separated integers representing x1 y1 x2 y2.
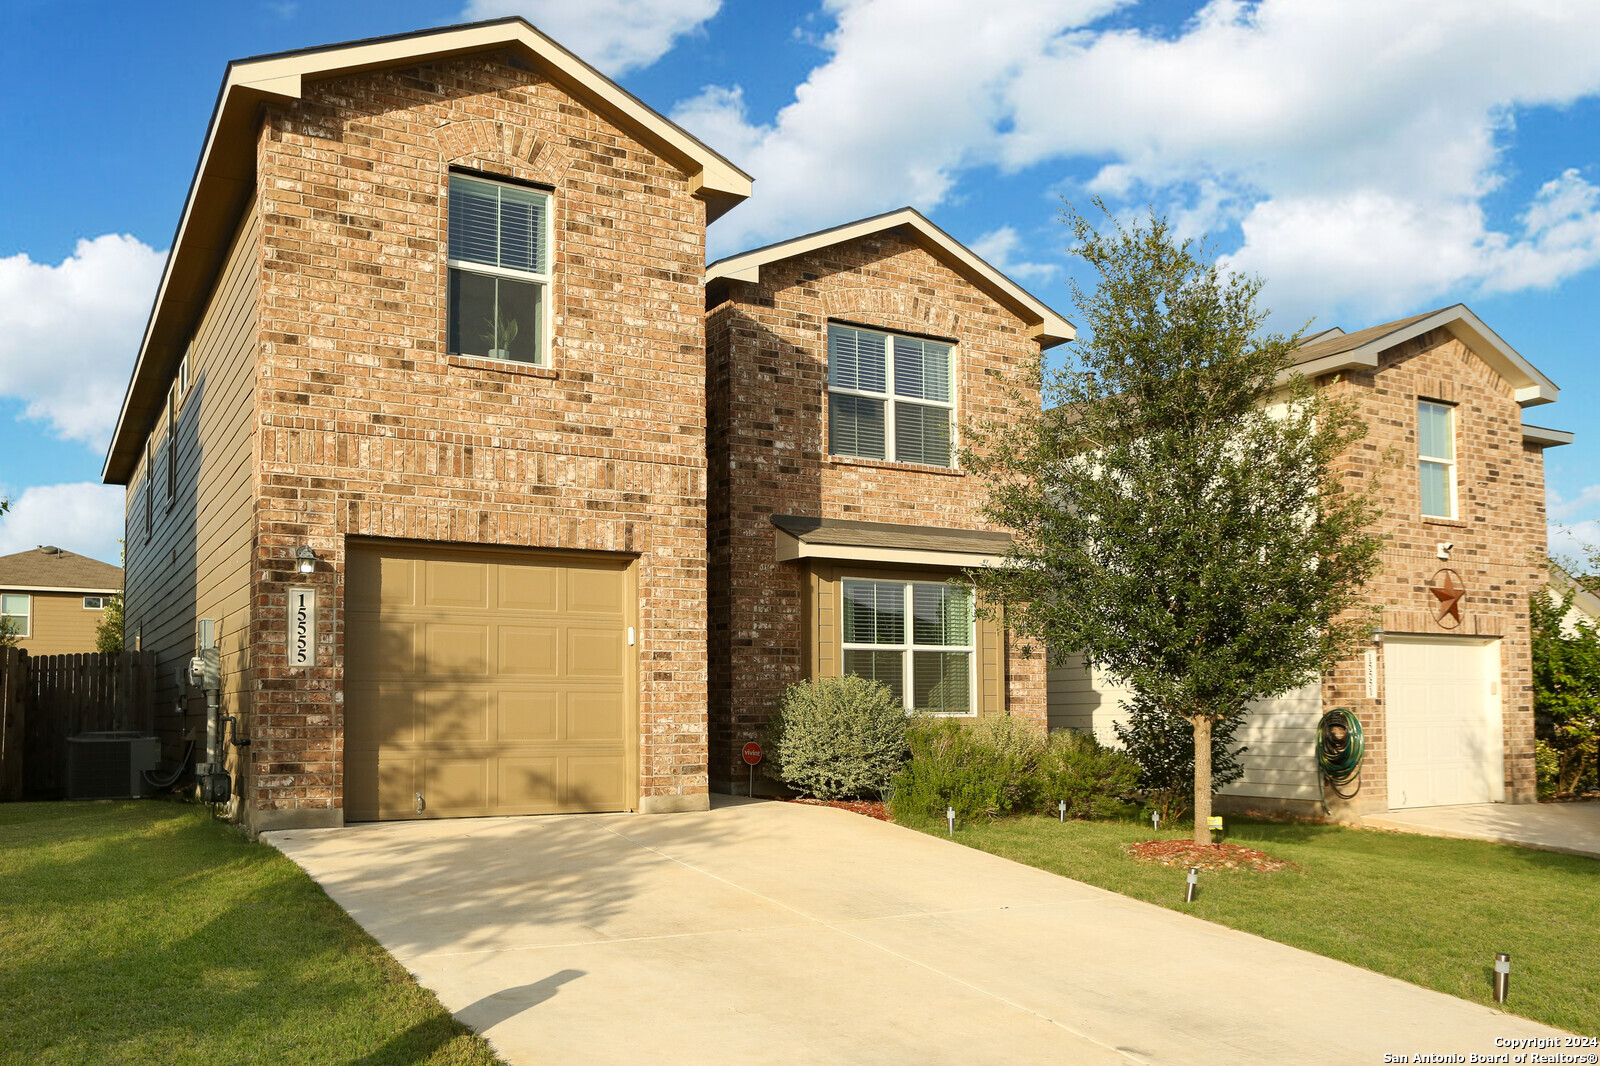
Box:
347 684 417 745
427 560 489 609
499 757 560 807
499 690 560 741
568 628 625 678
421 689 491 742
567 567 626 615
567 756 627 809
425 624 489 676
498 565 559 612
424 758 489 812
498 626 559 676
567 691 626 741
345 544 634 821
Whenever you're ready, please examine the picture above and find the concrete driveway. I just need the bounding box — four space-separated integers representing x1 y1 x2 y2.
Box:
266 797 1570 1065
1366 801 1600 859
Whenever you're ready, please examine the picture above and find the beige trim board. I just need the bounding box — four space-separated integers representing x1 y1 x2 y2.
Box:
774 530 1006 569
1522 423 1574 446
104 16 752 486
0 585 122 595
1284 304 1560 408
707 207 1074 349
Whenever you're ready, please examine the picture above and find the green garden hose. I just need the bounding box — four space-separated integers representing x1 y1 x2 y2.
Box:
1317 707 1365 811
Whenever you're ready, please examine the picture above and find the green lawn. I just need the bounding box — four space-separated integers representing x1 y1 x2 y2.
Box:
0 801 505 1066
904 812 1600 1035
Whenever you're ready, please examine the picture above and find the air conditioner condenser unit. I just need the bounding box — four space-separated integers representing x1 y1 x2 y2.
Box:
66 732 161 800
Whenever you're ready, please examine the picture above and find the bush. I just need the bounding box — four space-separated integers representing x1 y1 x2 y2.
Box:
764 676 909 799
889 717 1041 821
1034 730 1141 819
1111 694 1247 823
1535 739 1560 800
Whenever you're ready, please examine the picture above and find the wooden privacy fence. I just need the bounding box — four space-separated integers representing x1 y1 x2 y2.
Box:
0 648 155 801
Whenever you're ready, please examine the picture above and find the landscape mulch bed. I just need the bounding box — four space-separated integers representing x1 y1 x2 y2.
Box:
788 797 892 821
1124 839 1297 873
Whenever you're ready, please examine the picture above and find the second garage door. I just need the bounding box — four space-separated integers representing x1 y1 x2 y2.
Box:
344 543 635 821
1384 636 1503 809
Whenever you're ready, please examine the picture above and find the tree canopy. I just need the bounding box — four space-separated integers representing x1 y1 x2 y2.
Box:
963 204 1385 842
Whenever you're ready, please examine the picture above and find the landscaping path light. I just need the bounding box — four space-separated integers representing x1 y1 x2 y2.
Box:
946 806 956 836
1185 866 1198 903
1493 953 1510 1004
1058 799 1066 822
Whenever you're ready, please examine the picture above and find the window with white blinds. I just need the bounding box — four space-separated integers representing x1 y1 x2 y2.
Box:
447 173 551 365
841 579 974 715
828 323 954 467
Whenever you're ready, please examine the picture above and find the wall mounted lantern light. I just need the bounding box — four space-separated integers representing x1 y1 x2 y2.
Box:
295 546 317 575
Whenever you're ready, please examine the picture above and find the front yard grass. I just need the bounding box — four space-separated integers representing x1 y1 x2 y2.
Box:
0 801 505 1066
903 812 1600 1035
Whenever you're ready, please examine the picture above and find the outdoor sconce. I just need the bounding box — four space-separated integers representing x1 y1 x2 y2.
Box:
1371 629 1384 646
295 546 317 575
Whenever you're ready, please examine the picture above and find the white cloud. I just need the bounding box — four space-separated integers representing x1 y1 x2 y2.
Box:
0 483 126 565
680 0 1600 319
970 226 1059 282
1550 521 1600 568
0 234 165 450
462 0 721 76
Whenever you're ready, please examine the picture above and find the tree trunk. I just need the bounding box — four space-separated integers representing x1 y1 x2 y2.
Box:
1192 715 1213 846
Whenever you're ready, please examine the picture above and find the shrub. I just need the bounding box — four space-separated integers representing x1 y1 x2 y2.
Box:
889 716 1042 822
1034 729 1141 819
1535 739 1560 800
1111 694 1247 824
764 676 909 800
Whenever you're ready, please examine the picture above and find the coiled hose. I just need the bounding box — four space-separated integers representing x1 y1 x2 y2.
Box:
1317 708 1364 810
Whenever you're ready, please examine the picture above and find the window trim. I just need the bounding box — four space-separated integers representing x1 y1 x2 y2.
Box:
1 593 30 639
143 439 154 542
445 171 554 368
839 576 977 716
1418 399 1457 519
826 322 958 468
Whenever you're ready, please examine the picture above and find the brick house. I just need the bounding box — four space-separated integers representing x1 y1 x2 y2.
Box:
704 209 1073 791
0 547 122 657
102 19 751 832
1049 305 1573 816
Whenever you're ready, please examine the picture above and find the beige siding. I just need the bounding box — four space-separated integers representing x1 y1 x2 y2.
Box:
122 205 258 775
1047 658 1323 800
3 590 114 656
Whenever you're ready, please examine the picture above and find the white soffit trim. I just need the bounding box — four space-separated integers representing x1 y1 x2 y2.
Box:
773 530 1005 569
1284 304 1561 408
0 586 123 595
104 17 752 485
706 207 1075 349
1522 424 1574 446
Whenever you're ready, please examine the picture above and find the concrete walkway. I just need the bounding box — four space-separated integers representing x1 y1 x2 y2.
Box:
266 798 1570 1066
1365 800 1600 858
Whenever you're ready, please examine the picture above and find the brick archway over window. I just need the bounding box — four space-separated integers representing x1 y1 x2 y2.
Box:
821 287 963 341
434 116 575 188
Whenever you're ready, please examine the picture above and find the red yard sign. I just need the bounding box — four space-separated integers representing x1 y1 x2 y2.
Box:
742 742 763 766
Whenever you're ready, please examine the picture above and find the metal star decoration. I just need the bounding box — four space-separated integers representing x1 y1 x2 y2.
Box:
1428 568 1464 628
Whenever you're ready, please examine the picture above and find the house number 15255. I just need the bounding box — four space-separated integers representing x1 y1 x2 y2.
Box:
289 586 317 668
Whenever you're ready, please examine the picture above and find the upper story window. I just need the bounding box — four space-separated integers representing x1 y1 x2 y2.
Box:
143 439 154 542
828 323 954 467
447 173 551 366
83 596 107 610
165 382 179 505
841 578 974 715
1 594 30 639
1418 399 1456 518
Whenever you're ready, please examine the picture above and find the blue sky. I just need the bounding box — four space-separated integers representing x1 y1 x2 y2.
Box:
0 0 1596 567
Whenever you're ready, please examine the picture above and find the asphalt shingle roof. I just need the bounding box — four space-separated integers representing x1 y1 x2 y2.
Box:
0 547 122 591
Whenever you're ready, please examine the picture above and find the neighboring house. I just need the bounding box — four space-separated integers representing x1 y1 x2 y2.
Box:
1049 305 1573 816
0 547 122 657
1550 564 1600 635
704 209 1073 790
102 19 751 833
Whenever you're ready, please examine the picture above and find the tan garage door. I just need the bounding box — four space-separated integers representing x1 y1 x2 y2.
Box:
1384 636 1503 809
344 543 635 821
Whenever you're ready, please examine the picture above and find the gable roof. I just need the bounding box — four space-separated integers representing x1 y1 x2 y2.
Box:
1290 304 1560 407
706 208 1076 349
103 17 753 485
0 547 122 593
